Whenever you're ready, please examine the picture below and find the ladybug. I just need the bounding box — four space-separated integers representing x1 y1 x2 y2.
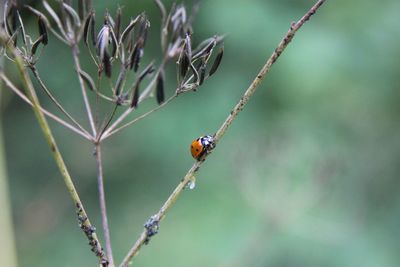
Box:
190 135 216 160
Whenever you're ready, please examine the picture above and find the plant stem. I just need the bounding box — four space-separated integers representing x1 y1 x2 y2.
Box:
30 65 93 139
120 163 199 267
95 144 114 267
0 33 108 265
119 1 326 266
97 105 118 142
0 34 18 265
72 44 97 136
100 94 176 141
0 73 92 140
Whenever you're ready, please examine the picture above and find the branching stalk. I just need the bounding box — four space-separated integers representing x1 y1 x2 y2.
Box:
0 33 108 265
0 73 92 140
119 1 326 266
97 104 118 142
72 44 97 136
100 94 176 141
30 65 93 139
100 62 168 138
95 144 114 267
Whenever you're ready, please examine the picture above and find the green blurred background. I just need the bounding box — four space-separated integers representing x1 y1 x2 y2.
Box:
1 0 400 266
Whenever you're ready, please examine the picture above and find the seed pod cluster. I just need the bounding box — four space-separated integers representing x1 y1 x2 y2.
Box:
154 2 225 96
13 1 224 110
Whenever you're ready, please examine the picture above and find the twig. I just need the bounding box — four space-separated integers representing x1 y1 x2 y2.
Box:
71 44 97 136
30 65 93 139
119 1 326 266
100 94 176 141
0 73 92 140
0 33 108 265
95 144 114 267
96 104 118 142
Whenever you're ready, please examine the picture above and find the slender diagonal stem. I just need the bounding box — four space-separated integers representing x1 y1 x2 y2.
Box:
100 94 176 141
96 104 119 142
95 144 114 267
0 33 108 265
0 73 92 140
120 1 326 266
30 66 93 138
72 44 97 136
100 107 132 138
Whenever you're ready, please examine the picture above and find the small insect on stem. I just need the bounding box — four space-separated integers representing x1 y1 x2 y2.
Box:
190 135 216 161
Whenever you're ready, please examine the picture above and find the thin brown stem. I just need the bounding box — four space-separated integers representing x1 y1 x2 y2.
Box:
72 44 97 136
100 94 176 141
97 104 118 142
100 107 132 139
119 1 326 266
0 73 92 140
95 144 114 267
30 66 93 138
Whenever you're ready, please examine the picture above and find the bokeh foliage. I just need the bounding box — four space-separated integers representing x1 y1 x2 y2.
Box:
1 0 400 266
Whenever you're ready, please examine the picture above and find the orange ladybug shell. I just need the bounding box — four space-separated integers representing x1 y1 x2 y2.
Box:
190 135 215 160
190 138 205 160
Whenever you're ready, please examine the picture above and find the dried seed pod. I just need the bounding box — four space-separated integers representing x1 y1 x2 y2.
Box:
96 24 110 60
198 59 207 85
192 37 217 60
156 70 165 104
115 7 122 41
185 34 192 60
120 14 141 43
6 3 17 36
138 62 155 81
104 12 114 28
129 42 142 71
178 51 190 81
114 71 125 96
83 12 93 46
130 61 154 108
90 13 96 45
208 46 224 77
137 15 150 46
24 5 51 27
31 35 44 55
171 5 186 32
130 80 140 108
130 37 146 72
103 51 112 77
38 16 48 45
107 27 118 59
78 69 97 91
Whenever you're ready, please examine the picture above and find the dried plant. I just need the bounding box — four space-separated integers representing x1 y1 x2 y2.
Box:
0 0 326 266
